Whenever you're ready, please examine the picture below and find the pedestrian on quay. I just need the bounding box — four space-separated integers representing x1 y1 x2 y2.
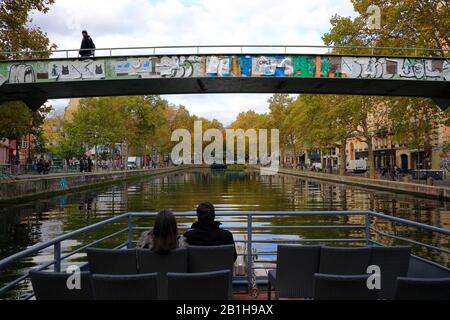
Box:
37 158 44 175
79 158 85 173
87 156 93 172
44 160 51 175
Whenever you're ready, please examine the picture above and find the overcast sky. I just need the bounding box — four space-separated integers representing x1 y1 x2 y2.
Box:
31 0 357 125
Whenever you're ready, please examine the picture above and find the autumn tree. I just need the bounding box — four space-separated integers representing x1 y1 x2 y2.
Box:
322 0 448 174
292 95 356 175
323 0 449 56
267 94 295 165
0 0 57 59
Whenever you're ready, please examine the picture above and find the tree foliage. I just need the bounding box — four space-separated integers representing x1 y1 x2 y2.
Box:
0 0 56 59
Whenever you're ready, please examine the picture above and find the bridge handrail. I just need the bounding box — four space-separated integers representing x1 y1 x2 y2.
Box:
0 44 448 60
0 210 448 299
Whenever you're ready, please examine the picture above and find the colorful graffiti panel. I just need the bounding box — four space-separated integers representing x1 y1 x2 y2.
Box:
0 54 448 87
48 59 105 81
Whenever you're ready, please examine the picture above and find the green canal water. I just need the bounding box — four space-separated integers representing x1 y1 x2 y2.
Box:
0 168 449 299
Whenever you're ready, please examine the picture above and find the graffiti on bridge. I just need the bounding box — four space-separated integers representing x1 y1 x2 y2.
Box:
49 59 105 81
0 55 448 84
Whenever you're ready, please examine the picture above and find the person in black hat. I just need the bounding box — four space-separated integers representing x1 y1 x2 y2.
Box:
79 30 95 57
184 202 237 261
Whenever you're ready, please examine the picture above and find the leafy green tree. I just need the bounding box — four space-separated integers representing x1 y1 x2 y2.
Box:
0 101 33 141
322 0 448 174
66 97 126 167
0 0 56 59
291 95 356 175
323 0 449 56
267 94 295 165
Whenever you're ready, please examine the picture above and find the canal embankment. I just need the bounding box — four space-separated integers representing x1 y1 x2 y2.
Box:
0 166 190 204
254 167 450 201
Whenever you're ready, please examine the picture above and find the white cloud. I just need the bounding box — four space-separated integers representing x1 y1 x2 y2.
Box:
32 0 357 124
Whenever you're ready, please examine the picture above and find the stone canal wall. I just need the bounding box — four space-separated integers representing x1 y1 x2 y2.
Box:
0 166 187 203
261 167 450 200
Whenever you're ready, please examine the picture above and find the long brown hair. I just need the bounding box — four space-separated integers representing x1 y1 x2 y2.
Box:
152 210 178 255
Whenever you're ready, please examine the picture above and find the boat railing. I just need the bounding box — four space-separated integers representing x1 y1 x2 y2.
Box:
0 210 448 300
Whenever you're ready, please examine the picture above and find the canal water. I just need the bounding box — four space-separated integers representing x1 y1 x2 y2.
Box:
1 168 449 298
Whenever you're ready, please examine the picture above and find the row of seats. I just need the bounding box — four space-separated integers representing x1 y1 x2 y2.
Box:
31 245 235 300
30 269 230 300
29 244 450 300
269 245 450 300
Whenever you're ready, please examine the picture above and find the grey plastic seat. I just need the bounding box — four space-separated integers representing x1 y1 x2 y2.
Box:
394 277 450 300
268 245 321 299
137 248 188 299
167 270 230 300
30 270 93 300
187 245 235 296
369 246 411 299
86 248 137 275
319 246 372 275
313 273 378 300
91 273 158 300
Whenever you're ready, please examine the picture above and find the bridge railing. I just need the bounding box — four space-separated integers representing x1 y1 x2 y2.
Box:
0 44 448 61
0 210 448 299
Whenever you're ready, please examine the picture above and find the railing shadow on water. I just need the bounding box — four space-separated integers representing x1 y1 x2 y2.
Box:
0 210 448 300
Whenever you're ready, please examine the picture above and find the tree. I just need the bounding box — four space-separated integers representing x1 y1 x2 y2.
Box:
66 97 126 167
389 97 445 169
350 96 390 178
322 0 449 174
323 0 449 56
0 0 56 59
267 94 295 165
0 101 33 141
291 95 356 175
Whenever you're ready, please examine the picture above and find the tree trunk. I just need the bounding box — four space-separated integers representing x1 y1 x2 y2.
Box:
367 139 375 179
339 139 347 176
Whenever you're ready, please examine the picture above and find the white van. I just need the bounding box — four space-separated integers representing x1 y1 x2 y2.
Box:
346 159 368 173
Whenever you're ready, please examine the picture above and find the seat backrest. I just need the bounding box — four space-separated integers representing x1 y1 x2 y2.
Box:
86 248 137 275
137 248 188 273
137 248 188 299
30 270 93 300
369 246 411 299
276 245 321 298
167 270 230 300
313 273 378 300
394 277 450 300
319 246 372 275
187 245 235 298
187 245 235 273
91 273 158 300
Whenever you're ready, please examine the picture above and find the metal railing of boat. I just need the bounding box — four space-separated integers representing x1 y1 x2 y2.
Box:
0 210 449 300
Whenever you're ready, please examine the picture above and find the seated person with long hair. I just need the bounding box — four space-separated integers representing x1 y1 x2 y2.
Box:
138 210 186 254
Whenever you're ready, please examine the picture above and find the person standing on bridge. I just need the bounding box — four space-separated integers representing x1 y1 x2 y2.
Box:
79 30 95 57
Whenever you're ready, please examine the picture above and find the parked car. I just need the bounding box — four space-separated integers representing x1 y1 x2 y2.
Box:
127 157 141 170
346 159 368 173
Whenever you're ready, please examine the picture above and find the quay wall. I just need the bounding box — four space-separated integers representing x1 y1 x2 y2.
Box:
257 167 450 201
0 166 188 203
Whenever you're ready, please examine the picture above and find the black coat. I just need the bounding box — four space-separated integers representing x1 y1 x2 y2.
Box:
184 221 237 261
80 36 95 56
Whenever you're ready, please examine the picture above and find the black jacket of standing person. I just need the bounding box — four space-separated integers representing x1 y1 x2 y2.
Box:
79 30 95 57
184 203 237 261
